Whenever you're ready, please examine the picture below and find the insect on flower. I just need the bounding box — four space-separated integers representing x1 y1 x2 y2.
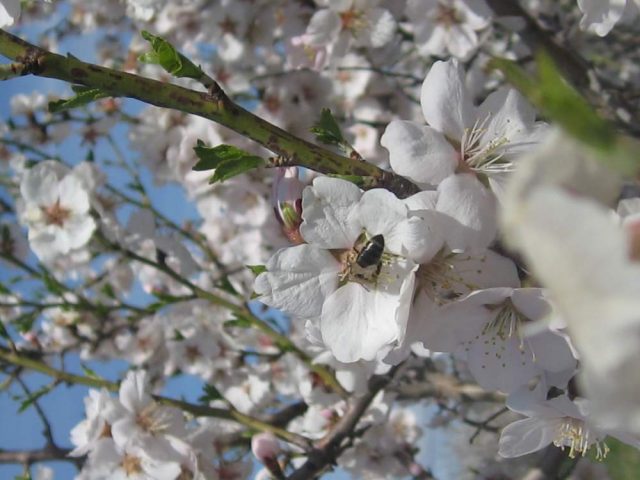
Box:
356 234 385 273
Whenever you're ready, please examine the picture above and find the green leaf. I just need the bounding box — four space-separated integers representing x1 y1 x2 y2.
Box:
100 283 116 299
606 438 640 479
81 365 103 380
18 383 54 413
140 30 203 80
0 321 10 341
310 108 345 145
246 264 266 276
172 329 186 341
48 86 110 113
490 52 615 152
12 311 38 333
224 315 252 329
199 384 223 403
193 142 265 183
216 276 238 295
42 273 64 296
209 157 264 183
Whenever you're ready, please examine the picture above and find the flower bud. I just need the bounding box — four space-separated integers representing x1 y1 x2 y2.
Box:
272 167 305 245
251 433 284 479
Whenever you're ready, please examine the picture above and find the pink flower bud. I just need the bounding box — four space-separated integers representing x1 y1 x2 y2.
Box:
272 167 305 244
251 433 284 479
251 432 280 462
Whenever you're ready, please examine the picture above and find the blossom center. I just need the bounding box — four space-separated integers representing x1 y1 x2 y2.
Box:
340 9 365 32
554 417 610 460
459 115 513 176
122 453 143 475
416 251 473 304
462 299 534 370
482 299 525 344
135 402 170 435
434 6 461 27
42 199 72 227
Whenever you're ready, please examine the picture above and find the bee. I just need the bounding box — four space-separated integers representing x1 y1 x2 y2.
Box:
356 234 385 273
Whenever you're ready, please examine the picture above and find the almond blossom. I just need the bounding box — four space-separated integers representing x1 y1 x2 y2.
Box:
381 59 548 202
18 161 97 262
405 0 493 60
577 0 640 36
500 375 640 460
255 176 434 362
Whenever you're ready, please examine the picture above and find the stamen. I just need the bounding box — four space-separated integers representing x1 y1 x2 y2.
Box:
416 251 477 305
554 418 610 460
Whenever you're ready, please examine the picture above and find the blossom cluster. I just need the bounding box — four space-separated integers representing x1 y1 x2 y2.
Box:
1 0 640 479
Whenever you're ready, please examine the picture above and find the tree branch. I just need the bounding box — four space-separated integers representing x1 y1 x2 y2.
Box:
0 446 75 465
0 28 420 198
287 365 402 479
0 346 312 450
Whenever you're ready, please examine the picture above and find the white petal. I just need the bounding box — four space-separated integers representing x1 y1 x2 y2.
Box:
0 0 20 28
321 283 400 362
381 120 458 187
498 417 556 457
255 245 341 319
357 188 408 247
436 174 497 251
577 0 626 36
306 9 342 45
119 371 151 413
300 177 362 249
360 8 395 48
421 59 475 141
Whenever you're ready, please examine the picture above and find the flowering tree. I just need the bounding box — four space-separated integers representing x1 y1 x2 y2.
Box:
1 0 640 479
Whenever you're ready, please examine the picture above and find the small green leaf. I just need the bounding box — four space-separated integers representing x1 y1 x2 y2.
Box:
193 142 265 183
246 264 266 275
48 86 110 113
172 329 186 341
199 384 223 403
216 276 238 295
310 108 345 145
100 283 116 299
42 273 64 296
209 156 264 183
18 383 54 413
0 321 10 341
140 30 203 80
81 365 103 380
606 437 640 479
224 315 252 329
12 311 38 333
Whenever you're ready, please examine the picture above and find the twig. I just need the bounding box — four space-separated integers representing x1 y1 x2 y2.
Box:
0 28 420 198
